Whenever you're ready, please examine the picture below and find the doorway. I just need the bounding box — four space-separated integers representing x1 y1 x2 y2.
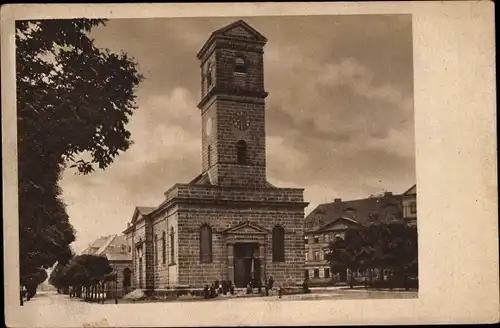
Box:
123 268 132 294
233 243 260 288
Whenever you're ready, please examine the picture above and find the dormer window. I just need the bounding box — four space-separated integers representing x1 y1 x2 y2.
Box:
234 57 247 74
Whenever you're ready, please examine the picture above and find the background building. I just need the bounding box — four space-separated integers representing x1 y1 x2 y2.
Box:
304 185 417 283
124 20 308 292
82 234 132 298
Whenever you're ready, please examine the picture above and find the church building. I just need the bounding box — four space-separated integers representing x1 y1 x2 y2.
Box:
123 20 308 291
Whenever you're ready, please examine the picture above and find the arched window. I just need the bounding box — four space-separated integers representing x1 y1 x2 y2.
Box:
236 140 247 164
170 227 175 265
207 145 212 167
206 62 213 88
272 225 285 262
199 225 213 263
162 231 166 264
234 57 247 74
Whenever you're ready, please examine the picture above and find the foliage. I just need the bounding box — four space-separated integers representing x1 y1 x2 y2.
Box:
16 18 143 288
325 222 418 287
49 254 113 291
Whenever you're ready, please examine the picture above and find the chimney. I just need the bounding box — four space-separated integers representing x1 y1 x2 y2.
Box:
334 198 342 203
384 192 393 197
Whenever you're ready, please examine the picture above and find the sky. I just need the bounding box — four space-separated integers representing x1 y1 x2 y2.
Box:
58 15 415 253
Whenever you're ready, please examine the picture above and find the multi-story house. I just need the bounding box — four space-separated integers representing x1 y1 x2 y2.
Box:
304 185 417 284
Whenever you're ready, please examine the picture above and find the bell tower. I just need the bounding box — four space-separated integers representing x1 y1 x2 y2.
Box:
196 20 269 188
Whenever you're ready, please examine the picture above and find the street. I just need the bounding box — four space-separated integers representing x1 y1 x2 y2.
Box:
9 289 417 327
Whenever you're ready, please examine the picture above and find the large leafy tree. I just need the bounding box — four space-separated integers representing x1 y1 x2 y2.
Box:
325 222 418 288
16 19 143 289
49 254 114 300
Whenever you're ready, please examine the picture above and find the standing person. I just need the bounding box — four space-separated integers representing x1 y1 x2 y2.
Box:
203 285 209 299
268 276 274 290
229 280 235 295
302 277 311 294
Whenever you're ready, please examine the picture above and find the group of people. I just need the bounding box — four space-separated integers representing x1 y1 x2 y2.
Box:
246 276 276 295
203 280 235 299
201 276 311 299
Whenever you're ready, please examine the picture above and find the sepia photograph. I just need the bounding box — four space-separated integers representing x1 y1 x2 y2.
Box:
2 2 497 327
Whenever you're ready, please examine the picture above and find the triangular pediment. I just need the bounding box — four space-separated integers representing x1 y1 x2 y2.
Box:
131 209 141 224
213 20 267 42
319 217 360 232
224 221 269 234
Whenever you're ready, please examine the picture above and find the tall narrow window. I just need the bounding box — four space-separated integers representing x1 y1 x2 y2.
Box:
199 225 213 263
162 231 166 264
206 62 213 88
236 140 247 164
170 227 175 265
272 225 285 262
207 145 212 167
154 234 158 265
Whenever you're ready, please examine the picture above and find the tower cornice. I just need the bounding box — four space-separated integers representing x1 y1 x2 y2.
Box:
197 87 268 110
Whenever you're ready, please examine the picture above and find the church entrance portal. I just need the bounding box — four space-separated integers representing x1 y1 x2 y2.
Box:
233 243 261 288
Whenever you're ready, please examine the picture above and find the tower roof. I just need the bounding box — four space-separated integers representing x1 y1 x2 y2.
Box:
211 20 267 42
197 19 267 59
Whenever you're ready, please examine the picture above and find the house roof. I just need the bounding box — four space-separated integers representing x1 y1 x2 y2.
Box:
81 235 114 255
305 194 404 232
403 184 417 196
105 253 132 262
85 234 131 262
189 172 213 185
137 206 155 215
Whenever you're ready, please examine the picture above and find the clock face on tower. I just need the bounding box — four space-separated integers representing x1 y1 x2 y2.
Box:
232 112 250 131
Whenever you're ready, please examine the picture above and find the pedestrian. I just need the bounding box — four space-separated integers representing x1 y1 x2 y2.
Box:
203 285 209 299
268 276 274 290
229 280 235 295
221 280 227 295
209 284 216 298
302 277 311 294
264 278 269 296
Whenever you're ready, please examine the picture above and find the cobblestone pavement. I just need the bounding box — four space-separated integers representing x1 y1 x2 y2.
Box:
9 289 418 327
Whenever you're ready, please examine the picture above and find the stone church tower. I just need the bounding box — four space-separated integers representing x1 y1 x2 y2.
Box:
124 20 308 291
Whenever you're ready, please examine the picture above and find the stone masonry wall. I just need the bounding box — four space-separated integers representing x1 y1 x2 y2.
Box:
151 208 178 289
176 201 306 288
216 47 265 92
166 184 305 204
131 220 146 289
